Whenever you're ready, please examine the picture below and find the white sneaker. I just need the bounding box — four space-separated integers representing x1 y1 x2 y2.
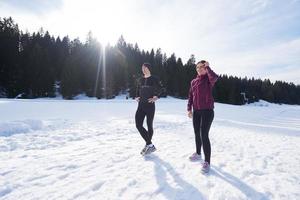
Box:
143 144 156 155
140 145 147 155
189 152 202 161
201 161 210 174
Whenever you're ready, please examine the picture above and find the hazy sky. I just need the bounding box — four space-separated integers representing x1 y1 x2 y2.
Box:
1 0 299 84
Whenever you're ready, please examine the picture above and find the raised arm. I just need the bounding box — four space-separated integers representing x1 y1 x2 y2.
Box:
206 65 218 86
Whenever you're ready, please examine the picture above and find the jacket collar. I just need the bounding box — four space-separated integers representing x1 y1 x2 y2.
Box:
196 74 207 80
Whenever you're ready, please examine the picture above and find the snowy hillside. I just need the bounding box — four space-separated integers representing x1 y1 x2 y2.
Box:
0 97 299 200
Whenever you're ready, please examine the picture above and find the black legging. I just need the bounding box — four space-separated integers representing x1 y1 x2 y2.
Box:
193 109 214 164
135 103 155 145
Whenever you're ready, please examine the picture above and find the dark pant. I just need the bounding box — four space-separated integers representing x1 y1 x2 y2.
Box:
193 109 214 164
135 103 155 145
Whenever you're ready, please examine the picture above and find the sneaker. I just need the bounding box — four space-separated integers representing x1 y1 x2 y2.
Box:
140 145 148 155
201 161 210 174
189 153 202 161
143 144 156 155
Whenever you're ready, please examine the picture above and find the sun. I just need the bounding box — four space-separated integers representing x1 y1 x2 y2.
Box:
92 25 118 45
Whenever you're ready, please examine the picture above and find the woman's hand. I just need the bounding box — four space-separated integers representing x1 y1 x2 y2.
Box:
148 96 158 103
188 110 193 118
204 61 210 74
204 61 209 67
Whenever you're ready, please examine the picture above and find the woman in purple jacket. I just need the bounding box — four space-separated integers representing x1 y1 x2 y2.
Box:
187 60 218 173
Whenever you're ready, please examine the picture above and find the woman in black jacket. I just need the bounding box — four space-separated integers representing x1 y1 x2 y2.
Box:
135 63 161 156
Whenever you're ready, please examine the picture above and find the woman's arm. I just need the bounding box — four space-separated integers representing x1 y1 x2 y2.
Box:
135 78 141 101
205 62 218 86
187 84 193 118
148 76 162 103
187 83 193 112
153 77 163 98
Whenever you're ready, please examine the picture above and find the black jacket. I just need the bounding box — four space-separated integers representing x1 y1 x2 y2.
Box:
136 76 162 103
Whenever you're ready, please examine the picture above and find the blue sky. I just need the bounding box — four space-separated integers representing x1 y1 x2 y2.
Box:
1 0 299 84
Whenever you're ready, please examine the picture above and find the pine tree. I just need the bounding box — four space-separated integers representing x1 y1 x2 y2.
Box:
1 17 299 105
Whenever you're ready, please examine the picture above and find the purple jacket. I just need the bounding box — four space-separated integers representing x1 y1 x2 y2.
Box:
187 66 218 111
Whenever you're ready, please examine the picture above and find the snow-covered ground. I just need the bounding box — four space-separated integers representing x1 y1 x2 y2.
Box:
0 97 299 200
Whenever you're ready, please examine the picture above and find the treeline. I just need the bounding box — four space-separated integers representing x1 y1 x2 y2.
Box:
1 17 299 104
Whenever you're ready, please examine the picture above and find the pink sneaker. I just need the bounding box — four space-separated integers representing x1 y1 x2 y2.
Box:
189 153 202 161
201 161 210 174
